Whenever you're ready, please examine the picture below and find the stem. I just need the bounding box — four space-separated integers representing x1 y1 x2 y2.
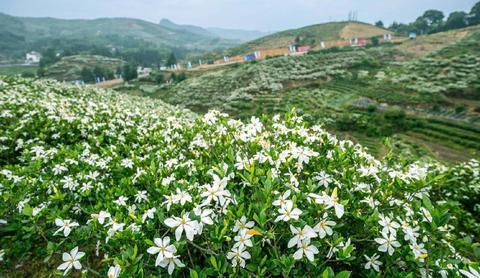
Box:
188 241 218 256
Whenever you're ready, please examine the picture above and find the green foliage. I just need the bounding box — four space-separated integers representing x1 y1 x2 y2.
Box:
122 64 138 82
0 77 479 277
167 53 178 67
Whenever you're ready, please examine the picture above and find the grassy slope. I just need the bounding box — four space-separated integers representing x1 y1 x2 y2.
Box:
226 22 393 56
43 55 124 81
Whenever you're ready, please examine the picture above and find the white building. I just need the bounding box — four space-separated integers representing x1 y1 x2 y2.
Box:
137 67 152 76
25 51 41 64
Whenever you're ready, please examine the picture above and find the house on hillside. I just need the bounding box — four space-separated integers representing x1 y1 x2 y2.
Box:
296 45 311 53
25 51 41 65
349 38 367 46
383 34 393 40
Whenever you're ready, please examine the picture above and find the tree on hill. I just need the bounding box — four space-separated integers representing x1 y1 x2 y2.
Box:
375 20 384 28
445 11 468 30
80 67 95 83
167 52 177 67
122 64 138 82
39 48 60 69
470 1 480 25
422 10 445 26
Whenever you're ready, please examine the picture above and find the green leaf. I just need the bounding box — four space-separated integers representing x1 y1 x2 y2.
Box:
210 255 218 270
189 269 199 278
22 204 33 216
335 271 351 278
322 267 335 278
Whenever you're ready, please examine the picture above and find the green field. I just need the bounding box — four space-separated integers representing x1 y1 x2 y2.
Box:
0 65 38 76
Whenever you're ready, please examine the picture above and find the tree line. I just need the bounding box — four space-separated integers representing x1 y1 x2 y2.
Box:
375 1 480 35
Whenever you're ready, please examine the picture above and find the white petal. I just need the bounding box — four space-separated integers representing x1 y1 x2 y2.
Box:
288 237 298 248
147 247 160 255
175 226 184 241
57 262 70 270
73 260 82 270
164 218 179 228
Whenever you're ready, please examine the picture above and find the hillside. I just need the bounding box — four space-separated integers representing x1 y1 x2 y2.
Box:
0 13 240 61
226 22 393 56
43 55 125 81
0 77 479 277
126 26 480 163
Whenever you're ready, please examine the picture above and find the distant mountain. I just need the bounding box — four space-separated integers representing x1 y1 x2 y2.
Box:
159 18 269 42
206 27 271 42
226 21 393 56
159 19 216 38
0 13 240 61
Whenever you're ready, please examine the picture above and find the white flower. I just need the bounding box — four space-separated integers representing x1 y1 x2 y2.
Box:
272 190 291 207
163 194 176 211
375 232 401 256
174 188 192 206
194 207 214 234
158 255 185 275
364 253 382 272
54 218 79 237
121 159 134 169
361 196 380 209
91 211 111 225
292 239 319 262
288 225 317 248
105 219 125 242
164 214 200 241
114 196 128 206
134 190 148 203
57 246 85 276
460 266 480 278
274 201 302 222
313 214 336 238
0 250 4 262
233 229 253 249
233 216 254 233
378 215 400 236
147 237 177 266
142 207 156 223
200 175 231 206
107 263 121 278
52 164 68 175
410 242 427 262
313 171 332 187
309 188 344 218
227 246 251 268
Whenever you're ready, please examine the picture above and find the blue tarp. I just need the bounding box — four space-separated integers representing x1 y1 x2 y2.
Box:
244 53 256 61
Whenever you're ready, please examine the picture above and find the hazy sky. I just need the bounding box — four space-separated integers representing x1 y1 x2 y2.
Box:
0 0 477 31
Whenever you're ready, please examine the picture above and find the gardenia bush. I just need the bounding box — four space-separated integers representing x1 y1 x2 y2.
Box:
0 77 479 277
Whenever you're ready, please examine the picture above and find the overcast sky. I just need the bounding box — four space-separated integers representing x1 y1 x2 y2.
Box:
0 0 477 31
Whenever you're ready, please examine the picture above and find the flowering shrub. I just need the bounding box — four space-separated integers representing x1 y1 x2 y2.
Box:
0 77 479 277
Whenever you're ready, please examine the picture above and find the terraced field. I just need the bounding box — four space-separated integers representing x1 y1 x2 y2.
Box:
122 26 480 162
